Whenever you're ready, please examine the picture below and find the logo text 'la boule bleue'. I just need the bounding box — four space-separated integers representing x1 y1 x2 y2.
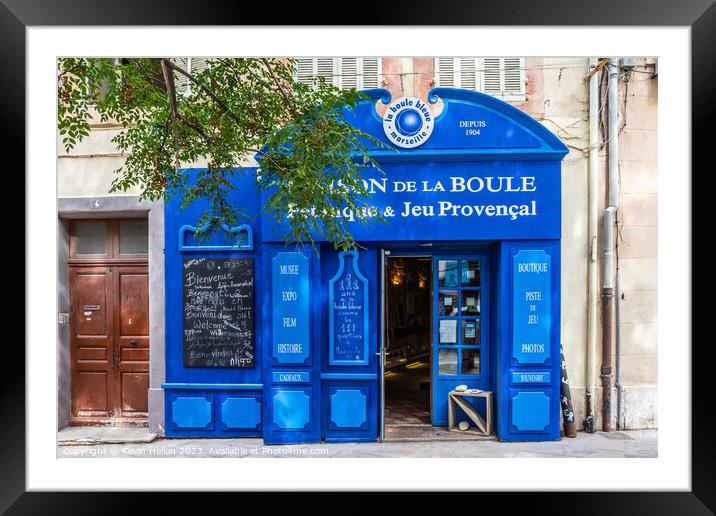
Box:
383 97 434 149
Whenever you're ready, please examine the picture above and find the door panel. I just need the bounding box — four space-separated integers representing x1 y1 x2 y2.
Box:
70 268 114 419
114 267 150 418
432 255 490 426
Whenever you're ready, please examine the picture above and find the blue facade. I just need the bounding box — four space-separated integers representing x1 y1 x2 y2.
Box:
163 88 568 443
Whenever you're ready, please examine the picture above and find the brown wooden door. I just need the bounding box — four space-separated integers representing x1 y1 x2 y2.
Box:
113 266 150 420
70 265 149 425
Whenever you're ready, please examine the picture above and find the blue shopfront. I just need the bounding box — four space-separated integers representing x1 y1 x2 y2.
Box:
162 88 568 443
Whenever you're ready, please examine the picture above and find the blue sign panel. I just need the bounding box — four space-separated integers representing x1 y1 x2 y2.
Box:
511 371 551 384
260 88 568 244
264 160 561 242
271 252 310 364
272 371 311 384
329 251 369 366
512 250 551 364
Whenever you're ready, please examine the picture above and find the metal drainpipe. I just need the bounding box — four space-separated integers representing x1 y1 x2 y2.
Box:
585 58 599 434
602 207 616 432
601 57 620 432
615 272 622 430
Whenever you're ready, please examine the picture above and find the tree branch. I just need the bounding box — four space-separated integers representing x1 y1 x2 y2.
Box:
160 59 181 168
163 58 243 126
260 58 299 118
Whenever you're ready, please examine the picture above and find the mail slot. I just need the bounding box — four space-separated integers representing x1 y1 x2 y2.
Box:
83 305 100 311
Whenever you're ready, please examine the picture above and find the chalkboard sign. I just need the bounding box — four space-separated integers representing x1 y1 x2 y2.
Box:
183 258 254 367
329 251 369 366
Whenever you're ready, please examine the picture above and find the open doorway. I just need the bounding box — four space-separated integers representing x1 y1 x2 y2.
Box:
384 256 432 426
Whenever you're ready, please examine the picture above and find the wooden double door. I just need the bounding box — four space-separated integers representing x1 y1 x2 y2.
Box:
70 264 150 425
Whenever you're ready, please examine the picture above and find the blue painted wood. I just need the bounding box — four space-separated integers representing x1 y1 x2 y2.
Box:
320 245 379 442
329 251 369 366
220 397 261 430
164 170 263 425
322 381 376 441
431 254 490 426
163 86 569 444
272 389 311 430
271 252 310 364
171 396 213 430
511 391 551 432
263 245 321 444
320 373 377 381
162 383 263 391
496 241 561 442
179 222 253 251
330 389 367 429
344 87 569 156
511 372 551 384
512 250 551 364
263 161 562 243
272 371 310 384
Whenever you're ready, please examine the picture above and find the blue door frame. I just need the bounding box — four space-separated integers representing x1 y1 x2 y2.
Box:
380 245 493 428
432 254 490 426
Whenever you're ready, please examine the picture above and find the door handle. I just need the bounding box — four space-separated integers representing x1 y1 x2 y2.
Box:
130 339 138 347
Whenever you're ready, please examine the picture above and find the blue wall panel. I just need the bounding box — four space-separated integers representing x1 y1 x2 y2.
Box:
171 396 213 430
496 241 561 442
262 246 322 444
322 381 377 442
271 389 311 431
165 390 263 437
219 396 262 431
510 390 551 432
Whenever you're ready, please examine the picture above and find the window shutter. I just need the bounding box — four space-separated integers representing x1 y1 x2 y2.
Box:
435 57 455 87
293 57 381 90
340 58 358 90
316 58 335 86
483 58 502 96
361 58 380 89
459 58 477 90
294 58 316 86
171 58 190 95
502 58 524 97
482 57 525 100
191 58 210 75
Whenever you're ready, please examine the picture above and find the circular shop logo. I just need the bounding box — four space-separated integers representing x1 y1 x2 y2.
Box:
383 96 434 149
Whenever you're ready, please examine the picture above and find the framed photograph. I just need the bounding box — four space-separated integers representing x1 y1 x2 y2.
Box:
16 2 704 511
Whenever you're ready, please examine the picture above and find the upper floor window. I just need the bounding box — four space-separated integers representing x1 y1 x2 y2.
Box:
434 58 526 102
171 58 211 95
293 58 382 90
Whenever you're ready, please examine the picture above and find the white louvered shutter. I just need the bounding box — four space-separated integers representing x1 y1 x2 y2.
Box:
459 58 477 90
172 57 190 95
482 57 525 100
482 58 502 96
435 57 456 87
502 58 524 98
191 58 210 76
340 58 358 90
361 58 380 89
292 57 381 90
435 58 479 90
294 58 316 86
316 58 335 86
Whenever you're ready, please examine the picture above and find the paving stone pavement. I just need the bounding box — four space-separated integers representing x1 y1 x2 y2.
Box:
56 429 657 458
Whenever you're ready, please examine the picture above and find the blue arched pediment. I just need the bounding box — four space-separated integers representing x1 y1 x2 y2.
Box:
343 87 568 162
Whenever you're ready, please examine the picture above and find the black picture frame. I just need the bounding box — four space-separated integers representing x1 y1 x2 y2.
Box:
9 0 709 512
